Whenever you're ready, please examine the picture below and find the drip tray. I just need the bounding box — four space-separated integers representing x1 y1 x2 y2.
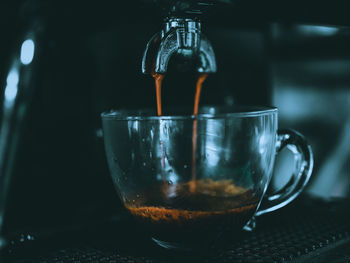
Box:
6 197 350 263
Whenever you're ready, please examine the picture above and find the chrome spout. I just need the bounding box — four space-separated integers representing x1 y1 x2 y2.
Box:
142 18 216 74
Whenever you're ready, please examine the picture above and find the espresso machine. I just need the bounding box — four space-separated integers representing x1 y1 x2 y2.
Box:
1 0 350 262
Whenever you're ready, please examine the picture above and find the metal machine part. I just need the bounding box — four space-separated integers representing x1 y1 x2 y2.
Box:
142 18 216 74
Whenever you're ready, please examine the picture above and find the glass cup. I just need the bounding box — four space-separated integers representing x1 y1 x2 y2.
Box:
101 106 313 250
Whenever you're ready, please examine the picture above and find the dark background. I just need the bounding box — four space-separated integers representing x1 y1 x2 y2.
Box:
0 0 350 244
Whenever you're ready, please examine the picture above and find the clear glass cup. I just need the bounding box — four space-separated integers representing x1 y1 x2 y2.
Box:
101 106 313 250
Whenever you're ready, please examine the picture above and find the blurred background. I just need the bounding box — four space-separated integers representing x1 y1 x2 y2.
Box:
0 0 350 247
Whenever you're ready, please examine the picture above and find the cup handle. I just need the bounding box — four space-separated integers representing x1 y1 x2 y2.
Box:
255 129 314 216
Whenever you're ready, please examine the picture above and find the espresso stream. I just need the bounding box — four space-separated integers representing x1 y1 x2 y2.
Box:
191 74 208 192
151 73 208 190
151 73 207 116
125 74 257 243
152 73 165 116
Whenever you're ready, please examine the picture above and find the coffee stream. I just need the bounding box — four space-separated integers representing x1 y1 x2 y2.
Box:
151 73 207 117
152 73 207 189
193 74 208 116
152 73 165 116
190 73 208 192
124 73 258 241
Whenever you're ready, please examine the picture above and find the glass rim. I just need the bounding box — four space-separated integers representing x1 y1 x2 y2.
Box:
101 106 278 121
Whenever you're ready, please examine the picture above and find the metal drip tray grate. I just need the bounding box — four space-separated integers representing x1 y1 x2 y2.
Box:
8 198 350 263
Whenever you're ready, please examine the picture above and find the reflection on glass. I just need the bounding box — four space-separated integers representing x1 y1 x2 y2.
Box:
204 120 221 167
258 133 268 154
4 67 19 108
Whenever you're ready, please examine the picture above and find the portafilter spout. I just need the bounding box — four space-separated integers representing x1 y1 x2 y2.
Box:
142 18 216 74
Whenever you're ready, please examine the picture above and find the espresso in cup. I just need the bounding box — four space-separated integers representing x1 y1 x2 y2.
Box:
124 179 258 247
